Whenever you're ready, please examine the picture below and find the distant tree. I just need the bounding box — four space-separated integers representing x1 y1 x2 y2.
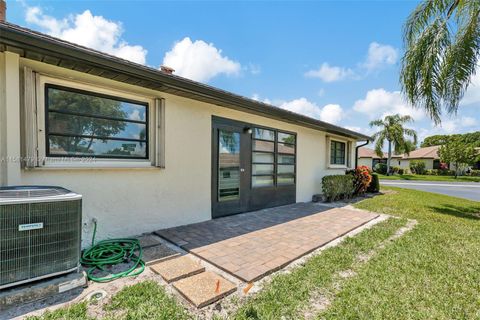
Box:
439 137 478 177
421 135 450 148
421 131 480 147
401 0 480 124
370 114 418 176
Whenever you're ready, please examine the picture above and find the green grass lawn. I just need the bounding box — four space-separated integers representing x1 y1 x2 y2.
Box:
378 173 480 182
28 188 480 320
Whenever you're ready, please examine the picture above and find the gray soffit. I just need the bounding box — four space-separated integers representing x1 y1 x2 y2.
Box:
0 22 372 141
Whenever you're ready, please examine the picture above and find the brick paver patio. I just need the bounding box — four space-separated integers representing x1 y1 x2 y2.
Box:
155 203 378 282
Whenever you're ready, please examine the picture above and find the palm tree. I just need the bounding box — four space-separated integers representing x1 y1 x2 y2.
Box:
370 114 418 175
400 0 480 124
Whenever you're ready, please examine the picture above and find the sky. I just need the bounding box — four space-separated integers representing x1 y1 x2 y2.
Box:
6 0 480 147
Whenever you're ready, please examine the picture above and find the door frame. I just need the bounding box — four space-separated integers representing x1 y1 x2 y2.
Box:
211 116 251 218
211 116 298 218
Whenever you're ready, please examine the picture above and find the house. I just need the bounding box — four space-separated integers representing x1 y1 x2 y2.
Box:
357 147 401 169
396 145 442 170
0 20 371 246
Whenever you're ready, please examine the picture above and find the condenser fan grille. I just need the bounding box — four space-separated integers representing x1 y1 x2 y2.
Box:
0 186 70 199
0 186 81 289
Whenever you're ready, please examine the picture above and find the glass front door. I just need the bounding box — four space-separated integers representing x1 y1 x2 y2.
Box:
212 119 249 218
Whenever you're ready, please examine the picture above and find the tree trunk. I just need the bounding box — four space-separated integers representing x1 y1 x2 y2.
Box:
455 162 458 178
386 140 392 176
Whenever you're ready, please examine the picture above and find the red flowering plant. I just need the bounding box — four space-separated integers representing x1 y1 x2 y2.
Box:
346 166 373 195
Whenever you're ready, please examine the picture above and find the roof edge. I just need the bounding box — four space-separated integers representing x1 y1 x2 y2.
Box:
0 22 372 141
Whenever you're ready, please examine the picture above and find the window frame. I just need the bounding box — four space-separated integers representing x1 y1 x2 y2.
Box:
27 72 164 169
251 125 297 188
330 140 346 165
44 83 150 160
327 136 352 169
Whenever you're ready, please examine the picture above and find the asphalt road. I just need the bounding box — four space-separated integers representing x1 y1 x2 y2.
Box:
380 180 480 202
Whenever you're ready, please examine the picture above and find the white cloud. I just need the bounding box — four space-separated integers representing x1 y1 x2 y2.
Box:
246 63 261 75
304 63 355 82
353 88 425 121
162 37 241 82
416 116 478 143
345 126 375 136
362 42 398 71
461 70 480 105
278 98 344 124
320 104 344 124
251 93 272 105
305 42 397 82
25 7 147 64
438 116 477 134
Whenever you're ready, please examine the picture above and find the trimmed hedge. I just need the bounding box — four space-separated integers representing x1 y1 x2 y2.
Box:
367 173 380 193
322 174 354 202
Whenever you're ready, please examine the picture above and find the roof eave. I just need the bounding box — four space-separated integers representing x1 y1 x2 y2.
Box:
0 22 372 141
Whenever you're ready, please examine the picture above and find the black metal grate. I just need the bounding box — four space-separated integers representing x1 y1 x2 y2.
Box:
0 200 81 287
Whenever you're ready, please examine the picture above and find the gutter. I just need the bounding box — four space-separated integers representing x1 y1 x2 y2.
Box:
355 140 370 168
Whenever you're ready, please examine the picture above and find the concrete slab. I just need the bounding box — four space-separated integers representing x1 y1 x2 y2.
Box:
137 234 163 248
150 255 204 283
142 244 180 266
173 271 236 308
0 271 86 312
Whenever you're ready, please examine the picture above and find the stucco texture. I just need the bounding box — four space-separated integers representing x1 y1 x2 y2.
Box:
1 53 356 246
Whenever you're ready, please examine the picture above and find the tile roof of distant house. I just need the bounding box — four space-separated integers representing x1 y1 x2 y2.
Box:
0 21 372 141
401 145 440 160
358 147 402 159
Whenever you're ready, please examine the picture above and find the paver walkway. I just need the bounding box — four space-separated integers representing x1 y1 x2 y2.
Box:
156 203 378 282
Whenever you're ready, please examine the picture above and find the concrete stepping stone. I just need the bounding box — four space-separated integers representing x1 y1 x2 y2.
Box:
173 271 236 308
150 255 204 283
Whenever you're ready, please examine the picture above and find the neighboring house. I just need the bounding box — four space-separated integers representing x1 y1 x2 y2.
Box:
357 147 401 169
396 146 442 170
0 22 371 245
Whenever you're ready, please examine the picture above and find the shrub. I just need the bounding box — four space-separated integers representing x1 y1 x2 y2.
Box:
467 169 480 176
391 166 400 174
322 174 354 202
439 169 455 176
374 163 387 174
410 160 426 175
347 166 372 195
367 173 380 193
398 168 405 175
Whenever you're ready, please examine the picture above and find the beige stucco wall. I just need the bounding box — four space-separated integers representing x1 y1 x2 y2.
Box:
357 157 373 169
399 159 434 170
1 52 356 246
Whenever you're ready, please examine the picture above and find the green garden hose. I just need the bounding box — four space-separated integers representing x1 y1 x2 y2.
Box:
80 220 145 282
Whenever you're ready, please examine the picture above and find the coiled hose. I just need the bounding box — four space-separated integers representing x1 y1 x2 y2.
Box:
80 220 145 282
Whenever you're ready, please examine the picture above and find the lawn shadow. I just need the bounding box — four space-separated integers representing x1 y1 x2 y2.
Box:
428 203 480 221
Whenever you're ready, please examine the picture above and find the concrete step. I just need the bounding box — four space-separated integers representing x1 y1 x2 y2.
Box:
172 271 236 308
150 255 205 283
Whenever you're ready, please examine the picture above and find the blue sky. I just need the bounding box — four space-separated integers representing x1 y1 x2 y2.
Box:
7 1 480 146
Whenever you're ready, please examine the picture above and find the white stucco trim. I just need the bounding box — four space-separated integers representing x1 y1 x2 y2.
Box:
326 135 351 169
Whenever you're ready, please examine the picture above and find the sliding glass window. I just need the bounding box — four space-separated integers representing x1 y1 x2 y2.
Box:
45 84 148 159
251 128 296 187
